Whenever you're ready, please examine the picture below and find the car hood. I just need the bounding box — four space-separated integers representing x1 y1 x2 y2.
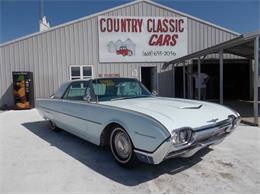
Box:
100 97 238 132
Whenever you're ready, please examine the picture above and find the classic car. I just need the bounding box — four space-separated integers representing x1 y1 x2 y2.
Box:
116 46 133 56
36 78 240 167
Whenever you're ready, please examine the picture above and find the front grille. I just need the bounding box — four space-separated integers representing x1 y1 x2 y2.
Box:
200 130 228 143
166 120 232 159
196 119 231 132
165 130 228 160
195 122 231 143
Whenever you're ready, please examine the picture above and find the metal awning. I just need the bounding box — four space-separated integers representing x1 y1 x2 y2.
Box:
163 31 259 69
163 31 260 125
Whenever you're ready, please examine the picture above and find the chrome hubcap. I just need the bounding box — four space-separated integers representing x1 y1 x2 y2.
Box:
114 131 131 159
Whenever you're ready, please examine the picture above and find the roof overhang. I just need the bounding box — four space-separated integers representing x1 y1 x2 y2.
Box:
163 30 260 69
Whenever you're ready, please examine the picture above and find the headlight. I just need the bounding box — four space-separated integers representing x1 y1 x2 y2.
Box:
179 129 189 143
228 115 240 130
172 128 193 145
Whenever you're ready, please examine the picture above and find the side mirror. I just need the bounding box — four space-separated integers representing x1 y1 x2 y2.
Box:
83 88 92 103
152 90 158 96
50 93 55 99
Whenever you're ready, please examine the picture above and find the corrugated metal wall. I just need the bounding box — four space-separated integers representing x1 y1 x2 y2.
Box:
0 1 238 107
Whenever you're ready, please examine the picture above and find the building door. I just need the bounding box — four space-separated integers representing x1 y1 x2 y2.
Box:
141 66 157 92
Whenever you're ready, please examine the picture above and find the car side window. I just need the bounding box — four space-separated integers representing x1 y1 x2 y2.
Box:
63 81 88 100
93 83 106 95
53 82 70 99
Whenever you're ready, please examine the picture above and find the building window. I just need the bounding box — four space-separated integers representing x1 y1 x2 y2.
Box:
69 65 93 80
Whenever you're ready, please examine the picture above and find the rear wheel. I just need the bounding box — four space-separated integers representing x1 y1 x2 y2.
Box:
48 120 61 132
110 126 138 168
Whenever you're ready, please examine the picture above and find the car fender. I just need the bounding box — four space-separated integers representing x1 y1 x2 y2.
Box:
100 110 171 153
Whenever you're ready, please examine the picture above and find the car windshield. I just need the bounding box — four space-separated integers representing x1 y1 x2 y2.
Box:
92 78 152 101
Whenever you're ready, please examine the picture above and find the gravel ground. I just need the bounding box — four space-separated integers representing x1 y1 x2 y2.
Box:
0 109 259 193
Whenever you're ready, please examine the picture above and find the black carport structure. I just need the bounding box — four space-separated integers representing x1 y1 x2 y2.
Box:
163 31 260 126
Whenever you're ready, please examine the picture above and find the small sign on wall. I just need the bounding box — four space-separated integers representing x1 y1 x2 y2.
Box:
98 73 120 78
98 16 188 62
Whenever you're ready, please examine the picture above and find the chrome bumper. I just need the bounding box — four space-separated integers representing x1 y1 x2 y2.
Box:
164 132 226 160
134 120 235 164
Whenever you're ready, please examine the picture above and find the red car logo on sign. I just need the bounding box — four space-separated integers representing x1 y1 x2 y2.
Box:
116 46 133 57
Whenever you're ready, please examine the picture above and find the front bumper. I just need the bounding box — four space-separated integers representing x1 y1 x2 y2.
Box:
134 119 237 164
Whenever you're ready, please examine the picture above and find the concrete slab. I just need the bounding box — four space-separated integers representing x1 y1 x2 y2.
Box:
0 109 259 193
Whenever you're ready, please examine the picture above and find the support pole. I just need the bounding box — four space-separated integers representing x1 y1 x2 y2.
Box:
172 64 175 97
188 64 193 99
183 62 186 98
198 58 201 100
219 49 224 104
249 60 253 99
253 36 259 125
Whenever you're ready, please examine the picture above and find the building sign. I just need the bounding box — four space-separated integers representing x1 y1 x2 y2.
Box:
98 16 187 62
98 73 120 78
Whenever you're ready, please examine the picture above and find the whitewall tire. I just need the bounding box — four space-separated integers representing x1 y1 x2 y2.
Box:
110 126 138 167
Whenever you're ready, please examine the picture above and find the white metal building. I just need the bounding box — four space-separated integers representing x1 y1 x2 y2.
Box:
0 0 251 109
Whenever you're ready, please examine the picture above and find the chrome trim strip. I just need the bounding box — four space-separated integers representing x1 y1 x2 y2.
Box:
134 131 156 139
194 119 231 132
134 136 171 154
134 138 172 164
37 106 103 125
179 104 203 109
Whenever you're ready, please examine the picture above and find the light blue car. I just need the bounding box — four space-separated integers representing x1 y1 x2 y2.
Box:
36 78 240 167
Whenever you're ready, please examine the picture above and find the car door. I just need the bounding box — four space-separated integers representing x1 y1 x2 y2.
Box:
59 81 90 137
59 80 102 143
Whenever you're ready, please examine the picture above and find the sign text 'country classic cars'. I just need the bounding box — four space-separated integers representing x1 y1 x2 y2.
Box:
98 16 187 62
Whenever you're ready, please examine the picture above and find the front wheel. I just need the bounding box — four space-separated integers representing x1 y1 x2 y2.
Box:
110 126 138 168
